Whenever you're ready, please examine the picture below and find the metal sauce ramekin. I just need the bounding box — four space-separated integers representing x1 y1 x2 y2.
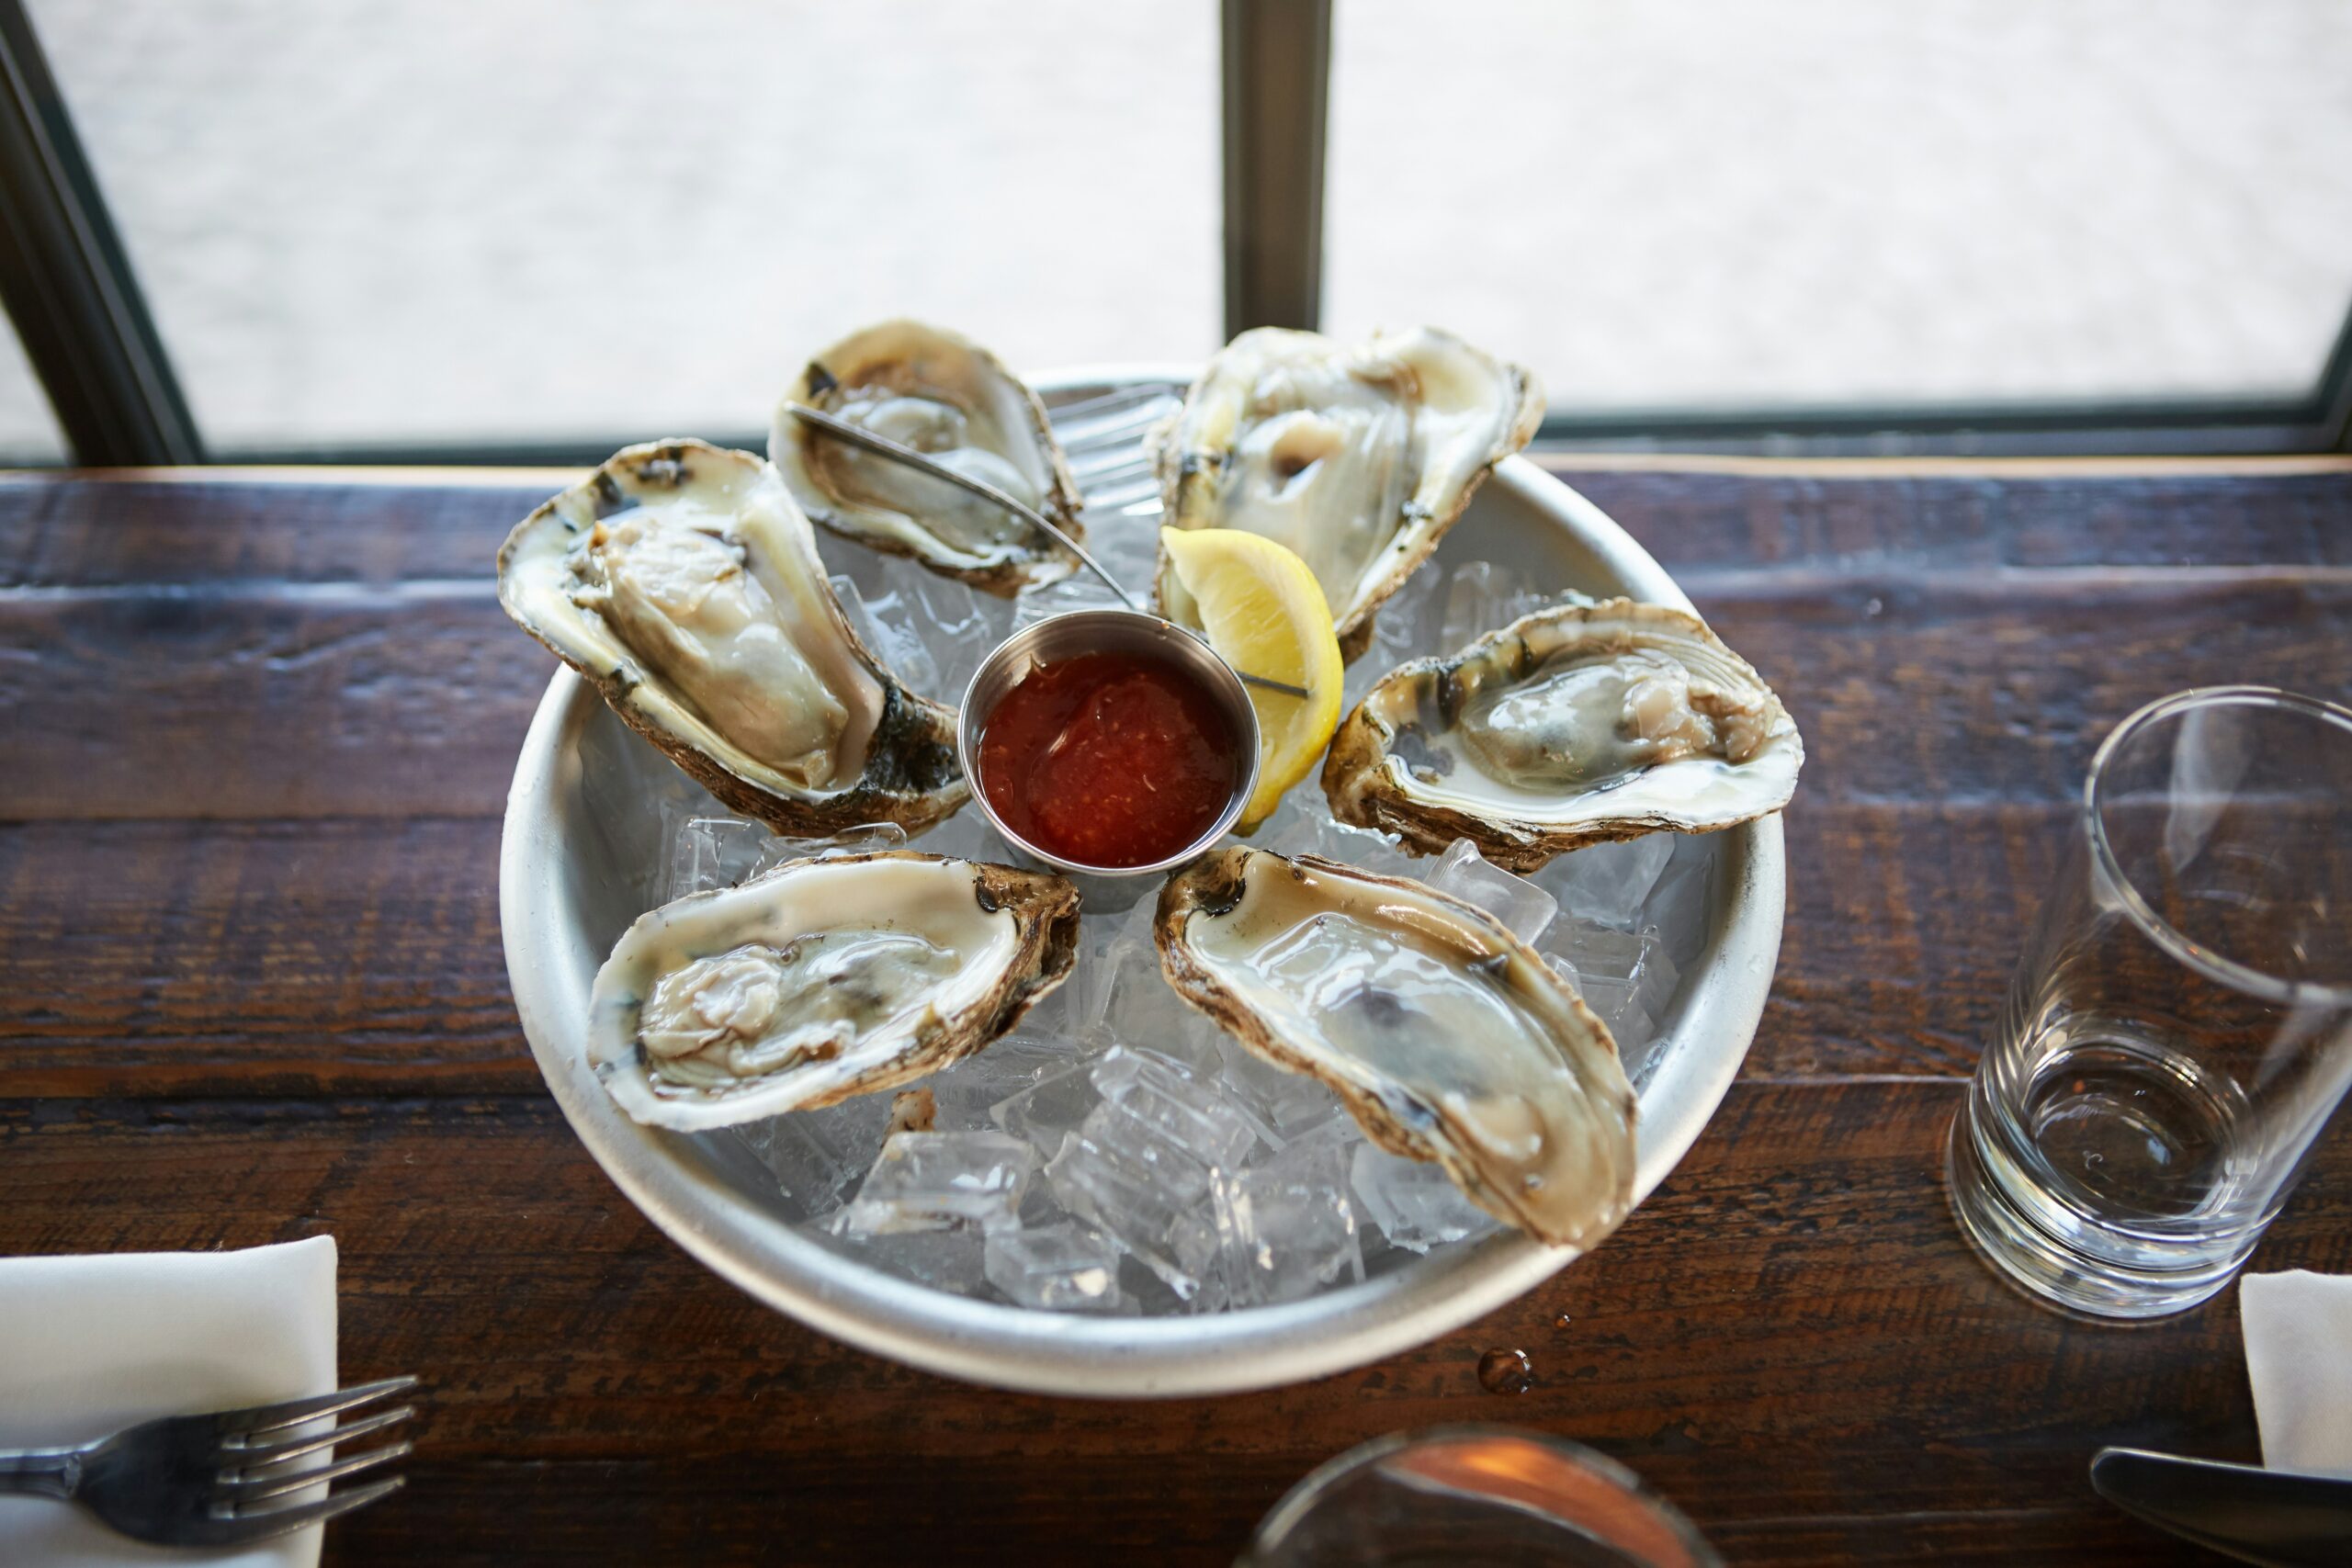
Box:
957 608 1261 884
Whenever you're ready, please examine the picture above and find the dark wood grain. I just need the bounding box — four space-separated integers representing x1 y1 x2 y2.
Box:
2 1082 2341 1565
4 457 2349 1565
7 570 2345 819
0 802 2059 1092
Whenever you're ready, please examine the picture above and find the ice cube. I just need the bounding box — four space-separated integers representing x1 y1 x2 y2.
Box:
1216 1137 1364 1306
841 1130 1037 1235
1425 838 1558 944
1064 899 1160 1033
832 573 940 697
1117 1252 1228 1316
1546 919 1679 1055
1438 559 1548 653
1082 929 1225 1075
1092 1049 1261 1170
728 1095 896 1217
1075 1100 1220 1203
1258 807 1421 880
1544 835 1674 932
1208 1032 1343 1146
820 1225 989 1295
899 806 1010 864
1349 1144 1498 1253
991 1057 1104 1157
903 570 1007 705
1613 941 1682 1066
1012 575 1125 632
662 806 907 902
663 809 776 900
828 550 1010 705
928 1032 1085 1130
1044 1126 1221 1299
1551 918 1649 983
1642 836 1719 967
984 1222 1129 1313
1370 558 1445 658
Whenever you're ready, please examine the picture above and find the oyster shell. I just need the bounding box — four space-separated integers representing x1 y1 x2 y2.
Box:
1152 326 1543 661
771 319 1085 596
498 438 967 838
1156 849 1635 1248
1323 598 1803 871
590 852 1080 1131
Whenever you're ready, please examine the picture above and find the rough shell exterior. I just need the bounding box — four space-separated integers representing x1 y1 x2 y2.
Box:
496 439 968 839
1320 598 1802 872
593 852 1082 1130
1149 326 1544 664
773 319 1085 597
1154 848 1635 1247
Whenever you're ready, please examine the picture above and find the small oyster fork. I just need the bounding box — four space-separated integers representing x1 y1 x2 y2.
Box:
0 1374 414 1548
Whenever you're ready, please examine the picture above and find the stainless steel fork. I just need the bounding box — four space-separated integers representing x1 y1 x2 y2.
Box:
0 1374 415 1548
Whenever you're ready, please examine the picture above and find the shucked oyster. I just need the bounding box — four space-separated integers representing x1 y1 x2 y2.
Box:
771 320 1085 596
590 852 1080 1131
499 439 966 838
1152 326 1543 661
1157 849 1635 1248
1323 599 1803 872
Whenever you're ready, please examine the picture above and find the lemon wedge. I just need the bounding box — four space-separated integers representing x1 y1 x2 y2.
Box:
1159 527 1345 830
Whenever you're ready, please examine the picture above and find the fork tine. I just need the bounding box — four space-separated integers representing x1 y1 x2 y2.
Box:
225 1404 413 1469
223 1440 413 1502
215 1476 407 1544
218 1376 420 1439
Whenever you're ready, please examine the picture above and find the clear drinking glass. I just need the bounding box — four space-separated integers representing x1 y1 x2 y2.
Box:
1948 687 2352 1318
1238 1427 1719 1568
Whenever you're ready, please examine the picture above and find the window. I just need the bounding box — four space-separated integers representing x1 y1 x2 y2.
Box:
0 312 65 462
27 0 1216 457
1325 0 2352 423
4 0 2348 463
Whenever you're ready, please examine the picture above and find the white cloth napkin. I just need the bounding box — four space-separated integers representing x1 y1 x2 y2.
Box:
2242 1269 2352 1480
0 1237 339 1567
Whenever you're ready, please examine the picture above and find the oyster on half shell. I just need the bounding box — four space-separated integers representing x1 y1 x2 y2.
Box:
590 852 1080 1131
1152 326 1543 661
1323 598 1803 872
1156 849 1635 1249
771 319 1085 596
498 439 967 838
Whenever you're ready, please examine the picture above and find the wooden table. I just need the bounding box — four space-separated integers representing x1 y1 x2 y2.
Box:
5 455 2350 1563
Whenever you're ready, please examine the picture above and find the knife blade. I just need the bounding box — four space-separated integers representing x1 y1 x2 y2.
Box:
2090 1447 2352 1567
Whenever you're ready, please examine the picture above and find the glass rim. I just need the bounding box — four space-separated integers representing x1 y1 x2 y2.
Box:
1240 1424 1721 1567
2084 684 2352 1008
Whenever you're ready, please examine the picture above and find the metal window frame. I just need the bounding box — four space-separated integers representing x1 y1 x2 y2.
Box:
0 0 198 465
1222 0 1329 339
0 0 2346 467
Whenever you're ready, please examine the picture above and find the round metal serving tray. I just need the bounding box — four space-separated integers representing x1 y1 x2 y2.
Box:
498 368 1783 1398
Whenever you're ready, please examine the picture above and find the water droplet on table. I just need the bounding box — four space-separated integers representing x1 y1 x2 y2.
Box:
1477 1348 1533 1394
1552 1313 1573 1330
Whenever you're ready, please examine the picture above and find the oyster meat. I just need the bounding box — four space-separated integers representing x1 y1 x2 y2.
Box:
771 319 1085 595
1156 849 1635 1248
590 852 1081 1131
499 438 967 837
1323 598 1803 871
1152 326 1543 660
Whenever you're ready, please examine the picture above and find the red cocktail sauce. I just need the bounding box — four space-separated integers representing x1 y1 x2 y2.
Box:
977 649 1243 868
